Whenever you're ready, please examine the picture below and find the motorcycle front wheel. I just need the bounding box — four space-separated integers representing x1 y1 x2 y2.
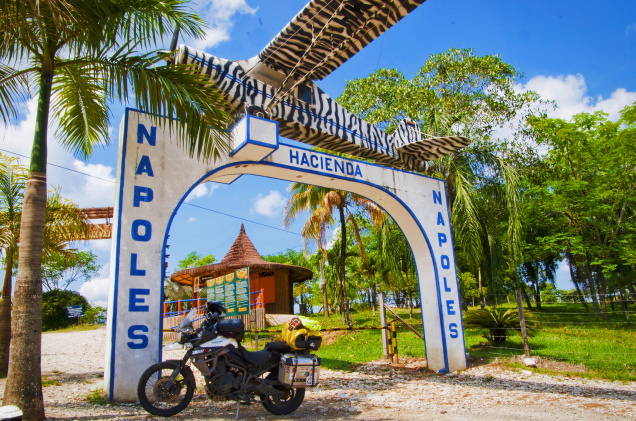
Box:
260 386 305 415
137 361 195 417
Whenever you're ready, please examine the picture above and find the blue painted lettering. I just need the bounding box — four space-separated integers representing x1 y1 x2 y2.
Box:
289 150 299 165
310 155 319 168
354 165 362 177
130 253 146 276
441 255 450 269
449 323 459 339
335 160 344 173
320 156 324 170
443 277 452 292
129 288 150 312
137 124 156 146
300 153 310 167
127 325 149 349
325 157 332 171
135 155 154 177
132 219 152 242
437 212 445 226
446 300 456 315
438 232 447 247
133 186 153 207
345 162 354 175
433 190 442 205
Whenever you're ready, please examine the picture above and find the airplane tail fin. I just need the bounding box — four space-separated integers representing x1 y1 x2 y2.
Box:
394 119 422 149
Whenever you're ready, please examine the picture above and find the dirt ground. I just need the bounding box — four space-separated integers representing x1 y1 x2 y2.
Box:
1 327 634 420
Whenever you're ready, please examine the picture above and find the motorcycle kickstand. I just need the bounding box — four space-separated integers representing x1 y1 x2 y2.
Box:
235 401 240 420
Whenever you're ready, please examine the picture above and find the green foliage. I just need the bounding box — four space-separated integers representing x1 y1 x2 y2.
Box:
82 305 106 325
463 307 534 347
85 389 109 405
176 251 216 270
338 47 540 139
41 250 100 292
41 377 61 387
457 272 482 308
42 290 89 331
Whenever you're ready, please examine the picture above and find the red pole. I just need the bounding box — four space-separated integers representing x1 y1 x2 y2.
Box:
177 299 182 313
197 297 201 313
163 302 167 317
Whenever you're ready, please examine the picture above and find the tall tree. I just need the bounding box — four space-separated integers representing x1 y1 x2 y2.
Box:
338 48 532 304
524 103 636 319
41 250 100 292
283 183 384 326
0 155 88 376
0 0 233 418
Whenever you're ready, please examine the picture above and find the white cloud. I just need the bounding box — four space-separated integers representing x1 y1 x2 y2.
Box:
517 74 636 121
251 190 285 217
60 160 116 208
78 264 110 308
185 182 219 202
190 0 257 50
188 216 197 223
0 97 117 208
86 238 113 252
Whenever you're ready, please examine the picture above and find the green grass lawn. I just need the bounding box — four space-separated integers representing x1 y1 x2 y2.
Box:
280 303 636 381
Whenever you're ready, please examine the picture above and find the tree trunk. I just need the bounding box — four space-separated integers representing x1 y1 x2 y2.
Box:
0 249 13 376
567 256 589 311
319 258 329 317
595 268 609 321
3 174 47 420
478 267 485 310
583 254 602 320
371 282 377 315
3 71 52 420
533 262 542 310
626 283 636 305
338 206 352 327
515 289 531 357
619 289 631 326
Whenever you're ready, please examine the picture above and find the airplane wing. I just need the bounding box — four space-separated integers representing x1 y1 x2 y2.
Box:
256 0 427 85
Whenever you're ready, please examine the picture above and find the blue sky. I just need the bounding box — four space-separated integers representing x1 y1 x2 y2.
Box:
1 0 635 306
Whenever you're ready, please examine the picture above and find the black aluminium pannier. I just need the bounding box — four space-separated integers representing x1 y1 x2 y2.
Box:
217 319 245 341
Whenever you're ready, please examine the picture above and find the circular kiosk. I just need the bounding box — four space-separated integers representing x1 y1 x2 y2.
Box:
170 224 312 314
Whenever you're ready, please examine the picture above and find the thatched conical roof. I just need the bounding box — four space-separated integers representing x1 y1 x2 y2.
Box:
170 224 312 286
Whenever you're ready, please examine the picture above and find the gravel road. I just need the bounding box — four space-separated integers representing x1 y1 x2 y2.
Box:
0 327 634 420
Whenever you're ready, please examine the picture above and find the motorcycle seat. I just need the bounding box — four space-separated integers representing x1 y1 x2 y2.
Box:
234 348 272 365
265 341 291 354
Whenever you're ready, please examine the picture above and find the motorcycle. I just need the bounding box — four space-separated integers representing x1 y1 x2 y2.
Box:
137 301 322 417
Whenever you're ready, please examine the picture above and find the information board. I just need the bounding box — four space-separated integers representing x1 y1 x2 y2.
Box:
205 267 250 316
67 305 84 318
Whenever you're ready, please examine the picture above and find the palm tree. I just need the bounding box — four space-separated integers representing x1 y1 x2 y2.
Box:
0 1 232 417
0 154 89 377
284 183 384 326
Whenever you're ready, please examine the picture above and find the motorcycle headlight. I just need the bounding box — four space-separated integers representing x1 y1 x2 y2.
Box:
176 332 184 344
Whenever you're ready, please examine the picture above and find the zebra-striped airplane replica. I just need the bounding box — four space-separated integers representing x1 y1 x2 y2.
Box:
175 0 470 171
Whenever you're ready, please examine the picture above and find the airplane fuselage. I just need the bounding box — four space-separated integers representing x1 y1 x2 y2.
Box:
178 46 469 171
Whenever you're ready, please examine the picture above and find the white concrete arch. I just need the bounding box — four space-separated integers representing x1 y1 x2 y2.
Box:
105 109 466 401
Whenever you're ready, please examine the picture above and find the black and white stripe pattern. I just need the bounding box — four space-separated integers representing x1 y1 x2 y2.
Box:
175 0 470 171
259 0 427 82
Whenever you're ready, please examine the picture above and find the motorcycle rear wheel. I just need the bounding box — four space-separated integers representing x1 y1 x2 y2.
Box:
260 386 305 415
137 361 195 417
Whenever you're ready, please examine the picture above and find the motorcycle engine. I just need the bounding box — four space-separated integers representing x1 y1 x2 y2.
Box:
206 357 246 396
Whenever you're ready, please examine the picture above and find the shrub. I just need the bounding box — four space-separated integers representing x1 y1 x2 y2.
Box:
42 290 89 331
463 307 535 347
